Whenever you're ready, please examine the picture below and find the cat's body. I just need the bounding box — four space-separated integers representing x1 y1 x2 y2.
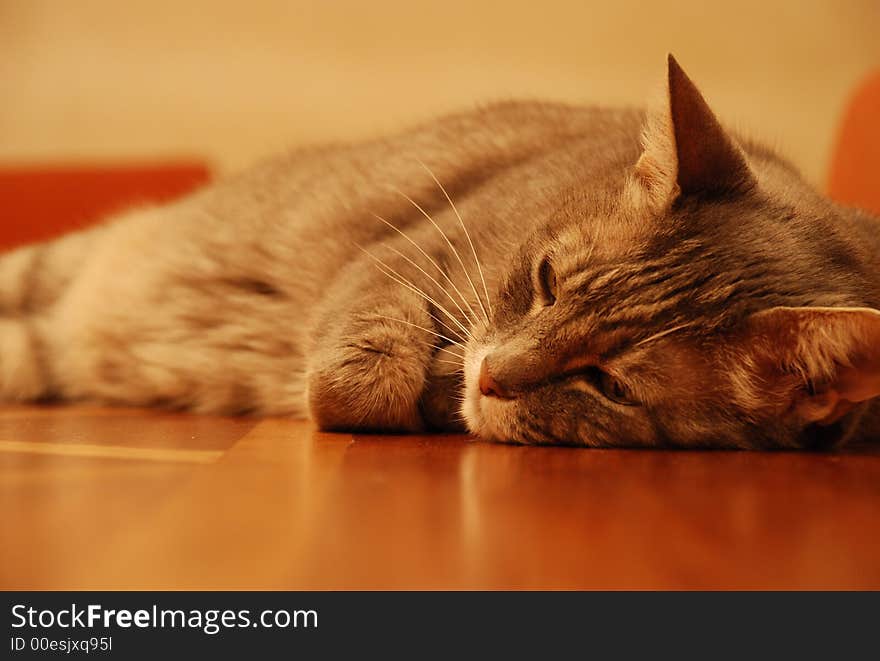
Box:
3 57 880 449
1 102 640 416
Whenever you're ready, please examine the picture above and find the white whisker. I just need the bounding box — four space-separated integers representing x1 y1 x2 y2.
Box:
433 358 465 368
433 342 464 354
431 344 465 359
417 159 493 322
371 261 468 341
634 322 694 347
384 244 477 331
371 314 464 347
355 244 473 339
416 341 465 359
425 310 468 343
391 186 489 326
370 213 481 326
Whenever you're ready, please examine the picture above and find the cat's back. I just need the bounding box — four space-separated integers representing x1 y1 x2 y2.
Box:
210 99 644 222
33 100 644 346
169 101 646 296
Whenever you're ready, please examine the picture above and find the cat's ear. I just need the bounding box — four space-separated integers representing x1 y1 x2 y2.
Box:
630 54 756 213
736 306 880 426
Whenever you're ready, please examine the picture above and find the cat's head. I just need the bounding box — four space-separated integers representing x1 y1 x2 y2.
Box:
462 55 880 449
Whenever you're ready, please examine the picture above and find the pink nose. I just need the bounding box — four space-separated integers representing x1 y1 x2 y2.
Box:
479 357 514 399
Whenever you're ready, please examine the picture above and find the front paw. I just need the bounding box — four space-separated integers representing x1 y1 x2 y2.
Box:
307 330 429 432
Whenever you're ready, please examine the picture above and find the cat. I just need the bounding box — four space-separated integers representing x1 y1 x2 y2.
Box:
2 54 879 449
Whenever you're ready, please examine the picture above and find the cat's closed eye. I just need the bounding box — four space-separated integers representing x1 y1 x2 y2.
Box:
598 370 638 406
537 257 558 306
575 366 638 406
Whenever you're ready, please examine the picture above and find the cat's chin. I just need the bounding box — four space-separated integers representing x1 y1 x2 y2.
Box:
460 343 490 437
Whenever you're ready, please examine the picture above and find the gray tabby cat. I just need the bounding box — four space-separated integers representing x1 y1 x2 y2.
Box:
2 55 879 449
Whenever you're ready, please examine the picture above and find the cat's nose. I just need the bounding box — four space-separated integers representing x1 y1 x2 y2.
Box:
479 357 514 399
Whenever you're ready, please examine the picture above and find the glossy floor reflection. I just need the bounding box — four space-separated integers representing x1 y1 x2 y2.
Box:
1 405 879 589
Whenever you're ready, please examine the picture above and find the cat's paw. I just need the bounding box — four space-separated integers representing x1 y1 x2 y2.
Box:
307 325 430 432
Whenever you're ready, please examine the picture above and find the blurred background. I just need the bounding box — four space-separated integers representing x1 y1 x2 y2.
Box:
1 0 878 184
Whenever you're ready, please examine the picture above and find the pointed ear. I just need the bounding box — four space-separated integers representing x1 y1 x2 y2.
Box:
631 54 756 213
738 306 880 426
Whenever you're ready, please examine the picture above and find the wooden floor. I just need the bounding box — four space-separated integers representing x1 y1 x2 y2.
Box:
1 404 879 590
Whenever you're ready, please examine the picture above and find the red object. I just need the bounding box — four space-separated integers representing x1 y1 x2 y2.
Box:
0 162 211 251
828 70 880 216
